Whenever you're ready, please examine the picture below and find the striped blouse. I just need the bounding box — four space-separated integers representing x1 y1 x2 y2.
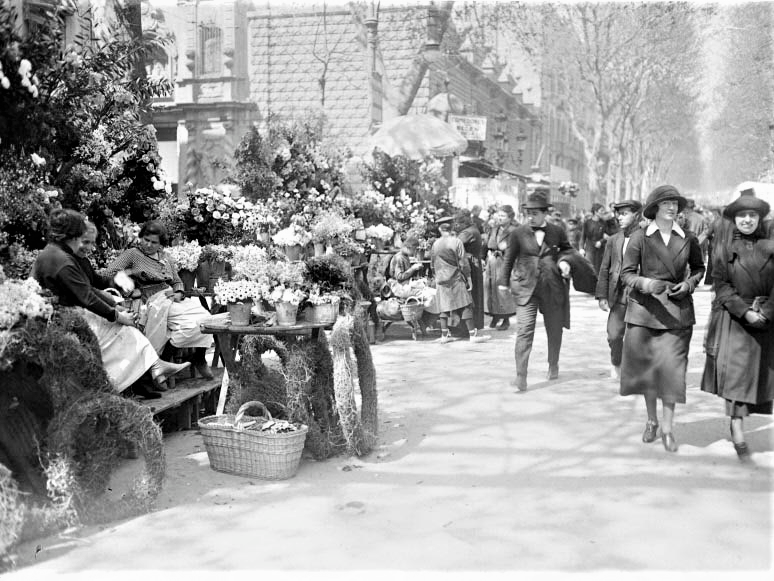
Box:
104 247 184 294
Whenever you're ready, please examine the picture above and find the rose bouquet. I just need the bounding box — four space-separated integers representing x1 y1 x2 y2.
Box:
213 279 268 305
165 240 202 272
271 224 312 247
365 223 395 242
0 277 54 330
266 285 305 306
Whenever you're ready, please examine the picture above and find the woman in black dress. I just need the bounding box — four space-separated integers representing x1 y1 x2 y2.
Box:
701 190 774 460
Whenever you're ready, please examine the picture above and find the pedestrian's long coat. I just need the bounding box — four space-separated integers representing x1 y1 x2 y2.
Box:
702 230 774 406
430 235 472 312
484 222 518 315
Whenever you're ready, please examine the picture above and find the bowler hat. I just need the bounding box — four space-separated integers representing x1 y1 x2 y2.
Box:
641 185 687 220
612 199 642 213
522 191 550 210
435 216 454 226
723 188 771 219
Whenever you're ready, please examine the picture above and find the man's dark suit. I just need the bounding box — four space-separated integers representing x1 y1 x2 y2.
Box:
498 222 573 379
595 231 628 366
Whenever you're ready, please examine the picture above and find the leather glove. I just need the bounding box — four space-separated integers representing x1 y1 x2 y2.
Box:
744 310 768 329
642 278 668 295
667 281 691 300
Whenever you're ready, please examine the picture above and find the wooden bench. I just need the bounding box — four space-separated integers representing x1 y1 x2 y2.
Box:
138 368 224 431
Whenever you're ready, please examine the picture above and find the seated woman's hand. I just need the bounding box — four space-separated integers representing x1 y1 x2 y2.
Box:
172 290 185 303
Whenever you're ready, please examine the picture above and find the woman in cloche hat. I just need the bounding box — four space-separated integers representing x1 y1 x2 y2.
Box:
618 185 705 453
701 189 774 461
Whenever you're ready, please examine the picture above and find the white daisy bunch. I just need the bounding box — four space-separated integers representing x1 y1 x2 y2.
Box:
0 278 53 330
365 223 394 242
165 240 202 272
306 283 342 305
213 279 268 305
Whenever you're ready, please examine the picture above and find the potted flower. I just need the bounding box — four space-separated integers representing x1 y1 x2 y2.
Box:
272 224 312 261
165 240 202 291
310 210 355 256
364 224 394 251
303 283 342 325
213 279 268 326
197 244 234 292
241 200 279 244
331 236 365 266
266 285 305 326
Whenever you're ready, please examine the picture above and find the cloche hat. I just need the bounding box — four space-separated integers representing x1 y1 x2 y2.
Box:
642 185 687 220
723 188 771 219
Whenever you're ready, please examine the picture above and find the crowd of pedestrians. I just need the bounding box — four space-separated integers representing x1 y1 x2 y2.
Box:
394 185 773 461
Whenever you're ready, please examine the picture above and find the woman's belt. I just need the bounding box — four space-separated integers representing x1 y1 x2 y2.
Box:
139 282 172 300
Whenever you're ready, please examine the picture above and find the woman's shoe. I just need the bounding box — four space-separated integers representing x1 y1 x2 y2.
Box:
662 432 678 452
193 347 214 379
150 359 191 384
489 317 499 329
642 420 659 443
498 319 510 331
733 441 751 461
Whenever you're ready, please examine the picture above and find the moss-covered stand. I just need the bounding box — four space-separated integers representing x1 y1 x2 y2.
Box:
201 303 378 460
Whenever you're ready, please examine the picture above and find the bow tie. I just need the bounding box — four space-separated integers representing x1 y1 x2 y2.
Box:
531 226 545 232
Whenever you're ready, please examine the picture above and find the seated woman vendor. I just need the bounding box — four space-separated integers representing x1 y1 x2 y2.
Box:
388 237 424 282
105 220 214 379
32 209 191 397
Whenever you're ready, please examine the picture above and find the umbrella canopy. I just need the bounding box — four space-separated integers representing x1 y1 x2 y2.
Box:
369 114 467 160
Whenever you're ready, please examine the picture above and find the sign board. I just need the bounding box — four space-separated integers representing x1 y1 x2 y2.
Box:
449 115 487 142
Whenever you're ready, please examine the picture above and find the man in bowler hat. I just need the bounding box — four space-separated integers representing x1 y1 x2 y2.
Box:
497 191 574 391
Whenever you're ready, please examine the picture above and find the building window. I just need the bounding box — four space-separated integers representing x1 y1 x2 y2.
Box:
199 24 221 76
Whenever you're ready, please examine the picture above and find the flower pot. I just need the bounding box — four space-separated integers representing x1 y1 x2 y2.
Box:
198 259 228 292
227 300 253 326
283 244 304 262
259 231 271 245
178 269 196 292
306 298 340 324
313 242 325 257
275 301 298 326
325 244 335 255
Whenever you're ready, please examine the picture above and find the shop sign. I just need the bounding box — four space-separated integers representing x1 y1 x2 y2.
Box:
449 115 487 141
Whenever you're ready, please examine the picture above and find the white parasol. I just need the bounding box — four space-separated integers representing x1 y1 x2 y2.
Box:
368 114 467 160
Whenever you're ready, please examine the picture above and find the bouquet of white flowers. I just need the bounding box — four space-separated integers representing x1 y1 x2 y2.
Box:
365 223 394 242
265 260 307 288
229 244 270 282
306 283 343 305
0 277 54 330
266 285 305 306
272 224 312 247
213 279 268 305
310 210 355 242
165 240 202 272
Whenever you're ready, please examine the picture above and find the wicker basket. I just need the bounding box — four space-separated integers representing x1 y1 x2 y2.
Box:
198 401 308 480
399 297 424 322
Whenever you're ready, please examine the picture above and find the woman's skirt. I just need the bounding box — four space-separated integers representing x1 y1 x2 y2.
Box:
144 292 213 353
620 324 692 404
484 251 516 316
78 308 157 392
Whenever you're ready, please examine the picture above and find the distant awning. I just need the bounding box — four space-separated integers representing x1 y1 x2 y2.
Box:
458 157 529 181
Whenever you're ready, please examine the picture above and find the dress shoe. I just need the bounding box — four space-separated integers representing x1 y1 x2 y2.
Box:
469 334 490 343
489 317 499 329
661 432 678 452
150 359 191 384
130 382 162 400
733 441 751 461
511 375 528 392
642 419 659 443
546 366 559 380
498 319 510 331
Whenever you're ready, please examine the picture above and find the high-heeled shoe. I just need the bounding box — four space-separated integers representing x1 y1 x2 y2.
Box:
150 359 191 384
733 441 751 461
642 419 659 443
661 432 678 452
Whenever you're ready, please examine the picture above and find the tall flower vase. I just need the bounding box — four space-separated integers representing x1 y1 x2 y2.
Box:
178 269 196 292
283 245 304 261
313 241 325 257
227 301 253 326
275 301 298 326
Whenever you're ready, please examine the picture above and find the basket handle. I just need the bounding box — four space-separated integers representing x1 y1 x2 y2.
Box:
234 400 272 426
404 296 421 306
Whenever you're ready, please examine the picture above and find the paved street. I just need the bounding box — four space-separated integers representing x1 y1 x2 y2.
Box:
7 287 773 575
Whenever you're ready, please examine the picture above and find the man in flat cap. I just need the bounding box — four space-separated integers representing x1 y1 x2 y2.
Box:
595 199 643 379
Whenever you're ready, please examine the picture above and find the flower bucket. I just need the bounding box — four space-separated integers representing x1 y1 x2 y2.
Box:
179 269 196 292
227 300 253 326
313 242 325 257
198 260 228 292
275 301 298 326
283 245 304 262
307 298 340 325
